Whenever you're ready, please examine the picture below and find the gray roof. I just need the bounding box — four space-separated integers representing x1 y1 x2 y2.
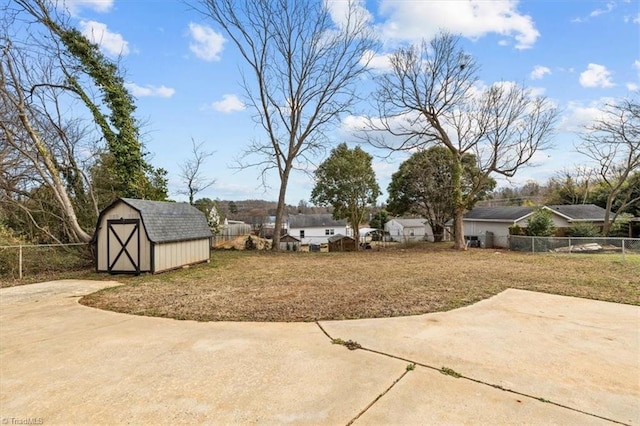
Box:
545 204 608 221
463 204 609 222
104 198 212 243
389 217 427 227
288 214 346 228
328 234 355 243
464 206 534 221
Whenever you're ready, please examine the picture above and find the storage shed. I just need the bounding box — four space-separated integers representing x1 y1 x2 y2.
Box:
328 234 357 252
279 234 301 251
93 198 212 274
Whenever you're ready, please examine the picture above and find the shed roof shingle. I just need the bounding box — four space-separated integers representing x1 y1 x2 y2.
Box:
117 198 212 243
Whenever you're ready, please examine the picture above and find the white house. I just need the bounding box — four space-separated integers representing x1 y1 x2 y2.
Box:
460 204 611 248
287 214 350 245
385 217 432 242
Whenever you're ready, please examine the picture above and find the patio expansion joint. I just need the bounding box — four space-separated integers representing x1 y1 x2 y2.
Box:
314 321 631 426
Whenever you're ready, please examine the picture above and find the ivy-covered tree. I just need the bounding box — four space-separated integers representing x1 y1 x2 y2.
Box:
311 144 380 248
1 0 167 242
387 146 495 242
16 0 163 199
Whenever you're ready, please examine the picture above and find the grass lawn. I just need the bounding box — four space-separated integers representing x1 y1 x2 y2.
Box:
79 244 640 322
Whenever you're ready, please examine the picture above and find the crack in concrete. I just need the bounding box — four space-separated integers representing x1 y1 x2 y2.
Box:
315 321 630 426
346 369 410 426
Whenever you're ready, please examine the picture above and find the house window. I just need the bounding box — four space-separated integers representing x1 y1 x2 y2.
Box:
325 229 335 235
299 230 305 239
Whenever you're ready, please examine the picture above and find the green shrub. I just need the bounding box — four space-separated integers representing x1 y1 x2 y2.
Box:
527 208 555 237
567 222 600 237
509 224 524 235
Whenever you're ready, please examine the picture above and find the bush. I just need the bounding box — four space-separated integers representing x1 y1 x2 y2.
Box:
527 208 555 237
509 224 524 235
567 222 600 237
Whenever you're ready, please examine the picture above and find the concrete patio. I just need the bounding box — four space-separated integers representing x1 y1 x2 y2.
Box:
1 280 638 424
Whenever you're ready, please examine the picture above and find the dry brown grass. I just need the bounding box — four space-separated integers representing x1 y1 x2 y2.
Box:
79 244 640 322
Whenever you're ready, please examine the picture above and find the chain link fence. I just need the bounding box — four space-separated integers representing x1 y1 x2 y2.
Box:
509 236 640 254
0 243 93 281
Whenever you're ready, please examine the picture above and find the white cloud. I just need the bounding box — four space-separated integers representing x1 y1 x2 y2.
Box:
188 23 225 62
634 60 640 70
64 0 113 15
627 82 639 91
211 94 245 113
579 63 614 88
589 1 616 17
376 0 539 49
530 65 551 80
559 99 612 132
360 50 393 72
125 83 175 98
79 20 129 56
623 13 640 23
326 0 373 28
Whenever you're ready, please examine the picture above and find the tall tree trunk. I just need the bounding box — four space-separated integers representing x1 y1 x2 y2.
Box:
272 168 291 251
15 103 92 243
433 224 444 242
451 157 467 250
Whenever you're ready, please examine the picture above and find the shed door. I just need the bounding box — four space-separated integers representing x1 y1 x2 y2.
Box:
107 219 140 274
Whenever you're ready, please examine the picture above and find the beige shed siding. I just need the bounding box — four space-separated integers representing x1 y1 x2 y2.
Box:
96 202 151 272
153 238 209 273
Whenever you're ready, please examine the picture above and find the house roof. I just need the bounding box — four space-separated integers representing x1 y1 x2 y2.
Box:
463 204 610 223
288 214 346 228
98 198 212 243
463 206 535 222
389 218 427 228
544 204 609 221
280 234 301 242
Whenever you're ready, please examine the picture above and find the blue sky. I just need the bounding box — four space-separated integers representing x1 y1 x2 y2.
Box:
60 0 638 205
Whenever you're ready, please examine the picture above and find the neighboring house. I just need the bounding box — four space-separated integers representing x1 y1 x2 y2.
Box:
385 217 433 242
288 214 349 245
459 204 611 248
93 198 212 274
328 234 357 252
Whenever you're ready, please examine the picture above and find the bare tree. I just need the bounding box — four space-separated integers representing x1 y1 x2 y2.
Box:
177 138 216 205
1 37 95 243
1 0 163 243
365 34 557 249
577 98 640 235
192 0 376 250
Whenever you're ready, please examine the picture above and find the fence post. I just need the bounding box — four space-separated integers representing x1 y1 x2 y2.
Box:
19 244 23 280
532 237 535 253
568 238 572 254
